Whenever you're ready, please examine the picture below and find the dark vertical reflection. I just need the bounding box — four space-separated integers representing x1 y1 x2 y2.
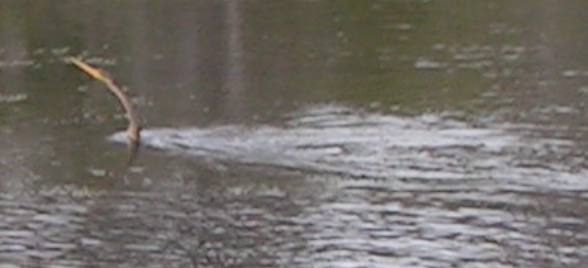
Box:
0 4 26 95
222 0 246 118
127 3 150 118
0 5 34 193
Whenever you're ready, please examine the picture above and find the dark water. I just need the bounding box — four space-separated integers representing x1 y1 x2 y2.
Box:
2 1 588 267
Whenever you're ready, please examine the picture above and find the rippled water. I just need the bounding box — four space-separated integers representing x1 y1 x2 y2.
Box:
113 105 588 189
4 104 588 267
3 1 588 267
2 169 588 267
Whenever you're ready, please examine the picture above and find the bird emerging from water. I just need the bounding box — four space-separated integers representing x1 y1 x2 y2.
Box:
66 57 142 163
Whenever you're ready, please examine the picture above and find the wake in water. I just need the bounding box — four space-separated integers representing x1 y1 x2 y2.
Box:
111 105 588 189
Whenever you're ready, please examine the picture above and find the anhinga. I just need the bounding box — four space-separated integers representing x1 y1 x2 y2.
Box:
66 57 141 162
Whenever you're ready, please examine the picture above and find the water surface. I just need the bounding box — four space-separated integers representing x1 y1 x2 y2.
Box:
2 1 588 267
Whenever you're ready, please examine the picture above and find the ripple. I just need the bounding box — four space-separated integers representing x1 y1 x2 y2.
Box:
112 105 588 191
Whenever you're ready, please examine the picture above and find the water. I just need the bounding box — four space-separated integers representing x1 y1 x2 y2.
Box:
112 105 588 187
2 1 588 267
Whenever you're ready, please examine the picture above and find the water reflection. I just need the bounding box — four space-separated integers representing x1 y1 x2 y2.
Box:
1 0 588 267
1 177 587 267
